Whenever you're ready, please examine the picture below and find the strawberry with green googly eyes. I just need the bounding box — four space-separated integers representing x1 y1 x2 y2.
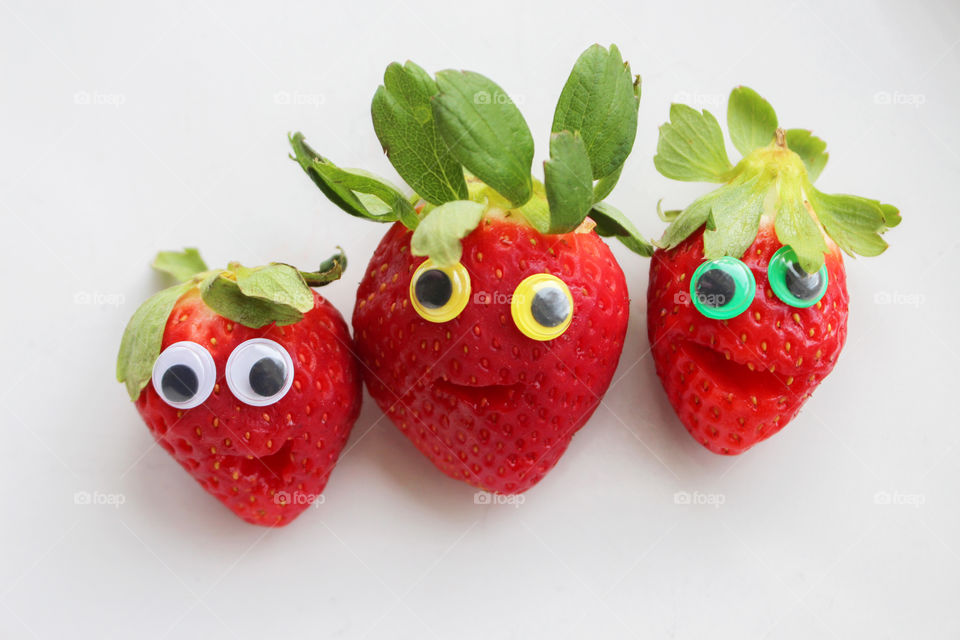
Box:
648 87 900 454
117 248 362 525
289 44 653 493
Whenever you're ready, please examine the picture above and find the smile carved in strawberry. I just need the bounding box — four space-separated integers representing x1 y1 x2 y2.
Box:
117 249 362 525
650 87 899 454
289 44 652 493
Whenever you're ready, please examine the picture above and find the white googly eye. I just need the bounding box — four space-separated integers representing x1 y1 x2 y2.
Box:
225 338 295 407
152 341 217 409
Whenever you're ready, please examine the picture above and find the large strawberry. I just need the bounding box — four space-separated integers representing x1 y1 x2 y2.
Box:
117 249 362 525
289 44 652 493
648 87 899 454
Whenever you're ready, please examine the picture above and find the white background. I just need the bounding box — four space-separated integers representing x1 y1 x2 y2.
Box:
1 1 957 638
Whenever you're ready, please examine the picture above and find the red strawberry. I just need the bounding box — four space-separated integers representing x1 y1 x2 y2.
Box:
353 218 629 492
649 87 899 454
117 250 361 525
648 223 848 454
289 44 652 491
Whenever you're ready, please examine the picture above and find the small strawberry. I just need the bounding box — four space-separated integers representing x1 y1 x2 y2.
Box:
117 249 362 525
648 87 899 454
289 44 652 493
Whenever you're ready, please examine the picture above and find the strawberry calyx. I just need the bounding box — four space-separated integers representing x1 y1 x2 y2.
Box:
289 43 654 266
116 248 346 401
654 86 900 273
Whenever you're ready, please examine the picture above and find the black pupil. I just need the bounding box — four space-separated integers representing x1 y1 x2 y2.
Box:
249 357 286 397
415 269 453 309
531 286 570 328
784 261 823 300
161 364 199 403
695 268 736 308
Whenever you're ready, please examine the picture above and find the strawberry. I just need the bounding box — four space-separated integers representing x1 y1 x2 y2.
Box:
649 87 899 454
117 249 362 525
289 44 652 492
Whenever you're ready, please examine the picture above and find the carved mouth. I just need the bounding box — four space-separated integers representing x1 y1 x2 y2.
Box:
432 378 524 410
680 341 787 398
231 440 296 487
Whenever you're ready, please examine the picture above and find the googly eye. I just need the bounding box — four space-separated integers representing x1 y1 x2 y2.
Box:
767 246 828 308
511 273 574 341
409 259 471 323
690 256 756 320
225 338 295 407
152 341 217 409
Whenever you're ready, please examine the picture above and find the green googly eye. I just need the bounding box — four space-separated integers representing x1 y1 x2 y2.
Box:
690 257 756 320
767 246 828 308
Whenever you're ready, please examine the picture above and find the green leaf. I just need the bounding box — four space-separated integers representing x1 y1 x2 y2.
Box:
432 70 534 206
200 272 306 329
152 249 207 283
702 175 768 260
116 281 194 401
785 129 829 182
727 86 779 156
552 44 640 180
542 131 594 233
371 61 468 205
410 200 485 267
807 188 893 259
299 249 347 286
590 201 654 256
235 264 315 313
592 164 622 203
659 190 717 249
656 199 681 222
289 133 419 229
653 104 732 182
775 180 828 273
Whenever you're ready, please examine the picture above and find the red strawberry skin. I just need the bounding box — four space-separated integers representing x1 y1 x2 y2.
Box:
353 219 629 493
135 289 362 526
647 224 848 454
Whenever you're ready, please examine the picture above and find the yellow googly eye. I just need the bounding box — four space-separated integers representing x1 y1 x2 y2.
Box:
510 274 574 341
409 259 471 323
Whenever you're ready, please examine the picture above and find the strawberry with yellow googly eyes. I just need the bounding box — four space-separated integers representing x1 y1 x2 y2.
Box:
648 87 899 454
289 44 653 493
117 249 361 525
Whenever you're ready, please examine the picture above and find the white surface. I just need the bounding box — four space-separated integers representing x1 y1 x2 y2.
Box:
1 1 958 638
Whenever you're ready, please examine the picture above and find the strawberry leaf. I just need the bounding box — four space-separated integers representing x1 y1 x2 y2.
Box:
372 61 468 205
727 86 778 156
775 179 828 273
289 133 419 229
298 249 347 286
116 281 194 401
432 70 534 207
654 104 732 182
785 129 829 182
234 264 315 314
702 175 768 261
807 188 895 258
410 200 485 267
552 44 640 182
153 248 207 282
200 272 306 329
542 131 594 233
590 201 654 256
